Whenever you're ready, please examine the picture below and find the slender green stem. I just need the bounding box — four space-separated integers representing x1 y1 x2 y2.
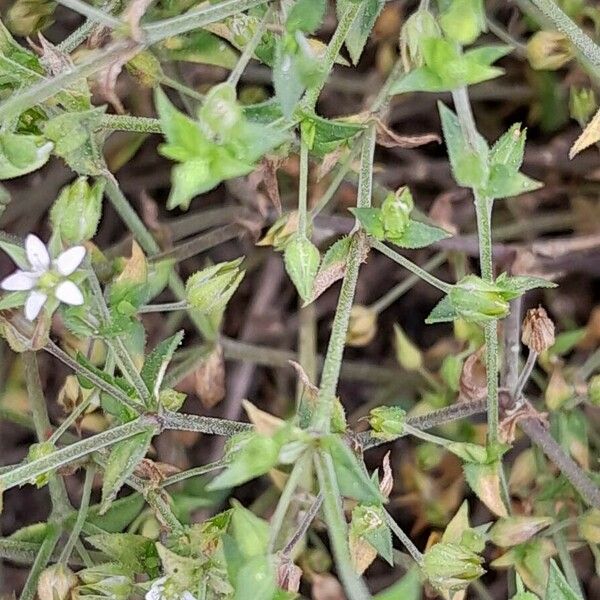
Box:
553 531 584 598
452 86 500 447
371 240 452 294
22 352 72 517
384 510 423 565
268 451 311 552
0 40 139 121
315 452 372 600
160 458 228 487
45 340 145 413
303 2 361 110
527 0 600 66
298 137 310 237
370 252 448 314
311 127 376 432
99 114 163 134
138 300 189 313
0 415 159 491
56 0 122 27
228 7 272 87
59 466 95 565
144 0 269 42
19 527 61 600
161 410 252 436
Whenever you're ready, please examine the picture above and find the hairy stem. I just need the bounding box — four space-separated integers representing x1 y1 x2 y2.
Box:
22 352 72 517
371 241 452 293
303 2 361 110
519 416 600 509
527 0 600 66
315 452 372 600
311 127 376 432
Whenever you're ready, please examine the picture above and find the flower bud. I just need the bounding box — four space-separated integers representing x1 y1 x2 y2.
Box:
7 0 54 36
527 31 573 70
199 83 243 137
50 177 104 244
400 8 441 70
346 305 377 347
257 211 300 250
570 87 597 126
185 258 245 314
37 564 78 600
439 0 486 46
488 516 553 547
368 406 406 440
381 187 414 239
158 388 186 411
449 275 510 322
393 323 422 371
76 562 134 599
27 441 55 487
588 375 600 406
422 542 485 593
578 509 600 544
126 51 164 88
522 307 555 353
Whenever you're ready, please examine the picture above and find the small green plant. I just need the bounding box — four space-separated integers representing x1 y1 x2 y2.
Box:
1 0 600 599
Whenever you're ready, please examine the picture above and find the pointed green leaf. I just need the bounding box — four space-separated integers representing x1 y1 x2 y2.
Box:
100 428 155 514
425 295 458 324
438 101 489 190
389 220 451 249
207 433 281 490
287 0 326 34
545 560 581 600
350 207 385 239
322 434 384 504
86 533 160 576
284 235 320 303
140 331 184 402
339 0 385 65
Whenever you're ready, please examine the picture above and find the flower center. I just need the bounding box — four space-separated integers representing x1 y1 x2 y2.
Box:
37 271 60 291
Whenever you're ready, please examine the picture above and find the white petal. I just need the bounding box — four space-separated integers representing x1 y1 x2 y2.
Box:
145 577 166 600
55 280 84 306
55 246 86 276
25 234 50 272
181 592 198 600
1 270 37 291
24 290 47 321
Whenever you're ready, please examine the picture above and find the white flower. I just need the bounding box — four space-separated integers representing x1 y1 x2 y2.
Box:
145 577 198 600
0 234 86 321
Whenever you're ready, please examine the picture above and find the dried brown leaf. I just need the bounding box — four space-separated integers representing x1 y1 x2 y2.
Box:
276 555 302 593
194 345 226 409
288 360 319 401
375 118 440 149
317 147 345 181
241 399 284 435
570 106 600 158
122 0 153 41
379 452 393 498
93 40 140 113
349 534 377 575
458 350 487 403
312 573 346 600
